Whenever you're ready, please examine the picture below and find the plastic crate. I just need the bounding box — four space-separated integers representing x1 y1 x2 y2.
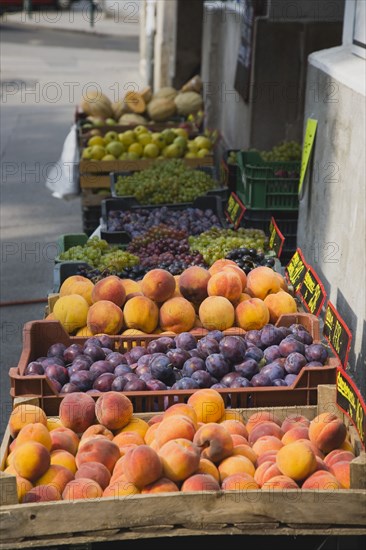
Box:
82 205 102 236
222 149 240 194
57 234 89 253
100 194 227 245
8 314 339 415
236 151 300 210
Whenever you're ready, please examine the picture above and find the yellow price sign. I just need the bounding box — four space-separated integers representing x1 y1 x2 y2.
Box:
299 118 318 196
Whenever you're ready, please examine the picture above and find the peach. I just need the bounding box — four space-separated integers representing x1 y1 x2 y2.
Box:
193 423 233 464
324 450 355 468
155 415 196 448
178 266 211 305
281 426 309 445
4 464 16 475
110 456 126 482
308 413 347 453
158 438 200 482
123 295 159 333
207 270 242 303
218 455 255 482
260 463 282 484
173 275 182 297
50 450 77 474
53 294 89 333
340 438 354 452
95 391 133 431
235 298 270 331
234 293 252 305
209 259 237 276
198 296 235 331
220 410 246 423
281 415 310 433
141 477 179 494
163 403 198 428
222 473 259 491
9 439 17 453
63 279 94 305
221 265 247 290
22 484 62 503
81 424 114 441
47 417 64 431
315 456 329 472
181 473 220 492
145 423 160 445
59 392 96 434
252 436 284 456
276 441 317 481
301 470 341 490
254 461 276 486
296 438 324 459
50 427 80 456
159 297 196 333
264 291 298 323
261 475 299 489
60 275 91 295
275 272 289 292
92 275 126 306
256 451 278 466
76 437 120 473
141 268 175 302
231 434 249 446
75 461 111 490
248 421 284 445
62 478 103 500
9 404 47 438
120 279 141 300
87 300 123 335
13 441 50 481
16 422 52 451
232 445 257 465
123 445 162 488
35 464 74 493
187 388 225 423
113 431 145 450
246 411 282 433
102 479 140 498
196 458 220 482
330 461 351 489
246 266 281 300
115 417 149 439
118 444 139 457
15 476 33 503
76 326 94 336
219 420 249 440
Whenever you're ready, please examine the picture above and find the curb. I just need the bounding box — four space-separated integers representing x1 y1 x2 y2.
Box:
0 18 138 39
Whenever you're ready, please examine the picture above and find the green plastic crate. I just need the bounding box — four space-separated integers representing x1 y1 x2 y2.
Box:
236 151 300 210
56 234 89 263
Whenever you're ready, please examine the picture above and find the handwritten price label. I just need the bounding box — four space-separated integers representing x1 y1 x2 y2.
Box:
337 369 366 449
285 248 307 291
268 217 285 258
323 301 352 369
224 192 246 229
298 265 327 317
299 118 318 196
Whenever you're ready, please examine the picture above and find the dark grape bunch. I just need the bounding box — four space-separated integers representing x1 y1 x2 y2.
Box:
77 265 148 283
107 206 221 237
226 247 276 274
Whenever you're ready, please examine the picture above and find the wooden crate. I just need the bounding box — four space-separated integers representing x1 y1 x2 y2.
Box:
0 387 365 549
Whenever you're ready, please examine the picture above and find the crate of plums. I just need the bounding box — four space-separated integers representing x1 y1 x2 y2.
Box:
9 313 337 415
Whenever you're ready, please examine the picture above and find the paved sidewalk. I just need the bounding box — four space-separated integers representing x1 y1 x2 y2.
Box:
0 1 140 37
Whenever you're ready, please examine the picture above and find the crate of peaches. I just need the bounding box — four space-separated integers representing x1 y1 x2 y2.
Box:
0 387 365 546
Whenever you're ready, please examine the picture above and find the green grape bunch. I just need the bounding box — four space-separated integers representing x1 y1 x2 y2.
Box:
59 237 139 271
114 159 217 205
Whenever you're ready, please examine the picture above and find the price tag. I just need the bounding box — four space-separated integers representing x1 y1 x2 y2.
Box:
268 217 285 258
224 192 246 229
285 248 307 291
323 301 352 370
336 368 366 449
299 118 318 196
298 265 327 317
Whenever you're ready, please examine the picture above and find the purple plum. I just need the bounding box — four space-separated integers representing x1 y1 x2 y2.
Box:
139 372 154 383
263 345 282 363
146 379 168 391
171 377 200 390
205 353 230 379
279 336 305 357
244 330 264 349
147 337 175 354
89 361 115 381
229 376 252 388
48 379 62 392
191 370 214 388
107 352 127 368
234 359 259 379
111 376 127 391
69 370 94 391
60 382 80 393
250 373 272 387
306 361 324 367
83 343 106 362
167 348 191 369
114 364 132 377
83 337 102 348
102 347 113 356
135 364 151 377
47 343 67 358
25 362 44 375
244 346 263 363
284 352 307 374
182 356 205 377
149 355 173 382
285 373 298 386
305 343 328 364
197 336 220 358
137 354 151 368
174 332 197 351
211 383 226 389
93 373 116 392
63 343 84 363
221 371 242 387
219 336 247 364
96 334 114 349
207 330 224 342
260 363 285 382
260 325 284 347
124 379 147 391
295 330 313 345
189 349 202 358
41 356 65 368
273 379 287 387
45 365 68 386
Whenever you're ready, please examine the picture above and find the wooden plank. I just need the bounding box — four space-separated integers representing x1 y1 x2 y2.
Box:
81 190 111 206
0 490 365 542
350 453 366 489
79 175 111 189
0 472 18 506
79 157 214 174
317 384 339 416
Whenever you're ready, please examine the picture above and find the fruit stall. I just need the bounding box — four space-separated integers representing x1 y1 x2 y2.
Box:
1 79 365 549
